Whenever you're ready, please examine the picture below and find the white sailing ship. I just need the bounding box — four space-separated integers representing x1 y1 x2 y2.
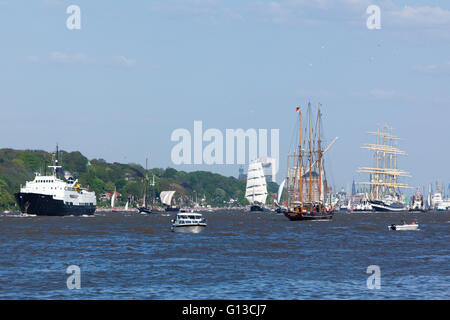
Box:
245 160 268 211
161 190 179 212
357 125 411 212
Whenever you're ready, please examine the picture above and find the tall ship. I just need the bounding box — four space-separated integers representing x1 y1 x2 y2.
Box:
138 158 156 214
357 126 411 212
15 148 96 216
160 190 180 212
245 160 268 211
284 102 338 221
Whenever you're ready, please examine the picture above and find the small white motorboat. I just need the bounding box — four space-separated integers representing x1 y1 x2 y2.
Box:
388 222 419 231
171 212 207 233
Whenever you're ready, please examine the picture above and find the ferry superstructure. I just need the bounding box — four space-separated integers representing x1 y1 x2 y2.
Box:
15 150 96 216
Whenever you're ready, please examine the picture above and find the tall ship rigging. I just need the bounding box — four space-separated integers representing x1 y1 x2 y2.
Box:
245 160 268 211
15 146 96 216
284 102 338 221
138 158 156 214
357 125 411 212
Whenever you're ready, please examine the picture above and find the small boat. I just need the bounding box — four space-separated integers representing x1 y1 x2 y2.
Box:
171 212 207 233
388 221 419 231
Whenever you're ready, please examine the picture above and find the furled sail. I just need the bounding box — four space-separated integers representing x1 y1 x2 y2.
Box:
160 191 176 206
245 161 268 205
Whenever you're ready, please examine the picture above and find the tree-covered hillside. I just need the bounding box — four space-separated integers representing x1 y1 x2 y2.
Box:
0 148 278 209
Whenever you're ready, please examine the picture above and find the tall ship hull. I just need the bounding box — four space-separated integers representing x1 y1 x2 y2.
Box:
138 207 155 214
369 200 407 212
284 208 333 221
165 206 180 212
250 205 264 212
250 204 272 212
15 193 95 216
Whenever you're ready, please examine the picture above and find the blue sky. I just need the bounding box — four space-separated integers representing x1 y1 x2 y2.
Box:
0 0 449 193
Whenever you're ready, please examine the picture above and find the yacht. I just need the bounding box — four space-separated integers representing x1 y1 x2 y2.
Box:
171 212 207 233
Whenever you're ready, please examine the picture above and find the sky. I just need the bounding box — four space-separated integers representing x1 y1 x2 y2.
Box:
0 0 449 194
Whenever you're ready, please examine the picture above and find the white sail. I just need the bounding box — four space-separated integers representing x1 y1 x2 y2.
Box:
125 201 129 211
160 191 176 206
245 161 268 204
111 190 116 208
277 179 286 204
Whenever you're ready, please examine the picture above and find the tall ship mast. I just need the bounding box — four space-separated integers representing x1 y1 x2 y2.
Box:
357 125 411 212
14 145 96 216
284 102 338 221
138 158 156 214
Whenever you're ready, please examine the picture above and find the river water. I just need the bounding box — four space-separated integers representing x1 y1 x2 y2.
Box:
0 211 448 299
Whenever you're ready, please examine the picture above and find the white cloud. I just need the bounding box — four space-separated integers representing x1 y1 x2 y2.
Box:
413 61 450 74
26 52 137 67
149 0 243 23
247 0 372 24
49 51 91 64
113 56 136 67
349 88 405 101
369 88 398 99
387 6 450 27
147 0 450 30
